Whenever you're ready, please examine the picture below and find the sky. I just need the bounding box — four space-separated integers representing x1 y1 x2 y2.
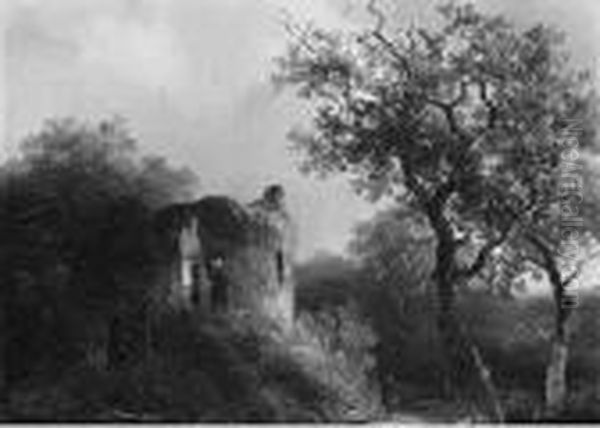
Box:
2 0 599 260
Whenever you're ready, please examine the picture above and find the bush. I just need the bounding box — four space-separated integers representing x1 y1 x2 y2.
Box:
289 305 383 420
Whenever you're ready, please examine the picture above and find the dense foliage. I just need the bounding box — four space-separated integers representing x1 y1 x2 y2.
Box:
0 118 197 382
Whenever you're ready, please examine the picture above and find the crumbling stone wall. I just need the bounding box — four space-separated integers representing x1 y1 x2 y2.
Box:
154 185 295 330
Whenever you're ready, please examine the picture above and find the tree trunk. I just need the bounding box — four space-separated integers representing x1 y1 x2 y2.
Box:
433 232 504 422
545 336 569 416
433 227 468 394
526 232 577 418
544 268 574 417
433 239 459 392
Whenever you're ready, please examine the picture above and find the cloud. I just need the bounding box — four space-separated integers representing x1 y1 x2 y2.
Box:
8 0 191 92
78 5 190 92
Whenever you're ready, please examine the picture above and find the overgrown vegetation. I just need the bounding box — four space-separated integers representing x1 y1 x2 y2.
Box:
295 251 600 422
0 118 383 422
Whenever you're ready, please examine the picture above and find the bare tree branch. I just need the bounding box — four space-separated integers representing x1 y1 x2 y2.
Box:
366 0 386 34
367 0 415 79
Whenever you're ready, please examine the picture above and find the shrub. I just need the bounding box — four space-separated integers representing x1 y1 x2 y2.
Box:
289 304 383 420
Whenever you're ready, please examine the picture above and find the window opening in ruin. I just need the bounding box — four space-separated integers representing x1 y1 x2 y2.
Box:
276 250 284 286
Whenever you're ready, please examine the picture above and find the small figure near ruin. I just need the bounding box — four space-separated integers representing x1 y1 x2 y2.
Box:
207 255 228 312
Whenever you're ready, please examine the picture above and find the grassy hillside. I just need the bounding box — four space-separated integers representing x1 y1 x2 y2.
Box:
3 309 382 422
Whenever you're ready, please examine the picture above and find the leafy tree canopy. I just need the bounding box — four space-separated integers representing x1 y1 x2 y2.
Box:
277 1 597 286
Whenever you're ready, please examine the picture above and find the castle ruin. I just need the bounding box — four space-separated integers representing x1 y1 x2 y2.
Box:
155 185 295 330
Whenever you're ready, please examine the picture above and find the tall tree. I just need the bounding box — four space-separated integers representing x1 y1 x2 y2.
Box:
276 2 596 419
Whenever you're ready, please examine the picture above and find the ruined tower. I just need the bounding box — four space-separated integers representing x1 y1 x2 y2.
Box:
155 185 295 330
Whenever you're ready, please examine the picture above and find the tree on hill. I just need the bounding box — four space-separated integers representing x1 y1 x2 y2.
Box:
276 1 596 420
0 118 197 394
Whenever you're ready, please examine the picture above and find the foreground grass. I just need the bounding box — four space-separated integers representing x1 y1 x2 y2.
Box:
3 310 382 422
